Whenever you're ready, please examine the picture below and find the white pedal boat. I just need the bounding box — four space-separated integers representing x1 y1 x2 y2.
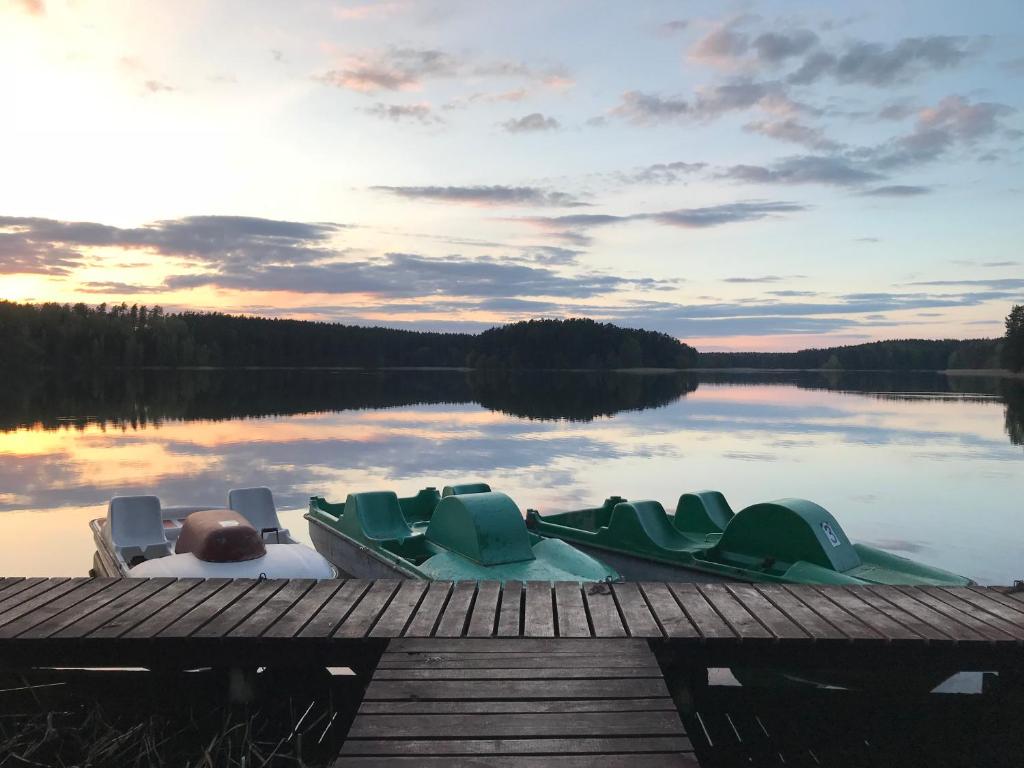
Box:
89 487 337 578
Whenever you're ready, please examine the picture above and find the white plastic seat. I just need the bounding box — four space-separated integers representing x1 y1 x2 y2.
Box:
107 495 172 564
228 487 291 541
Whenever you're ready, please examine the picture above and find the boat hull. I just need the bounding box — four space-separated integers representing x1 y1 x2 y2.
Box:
307 515 420 579
567 542 738 583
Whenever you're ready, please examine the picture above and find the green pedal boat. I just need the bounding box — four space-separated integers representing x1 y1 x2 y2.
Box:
525 492 973 586
306 484 619 582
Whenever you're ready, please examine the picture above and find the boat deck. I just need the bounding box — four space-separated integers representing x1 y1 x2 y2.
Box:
1 577 1023 670
334 637 697 767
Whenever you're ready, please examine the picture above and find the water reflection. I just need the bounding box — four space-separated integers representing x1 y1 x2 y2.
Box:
0 369 1021 582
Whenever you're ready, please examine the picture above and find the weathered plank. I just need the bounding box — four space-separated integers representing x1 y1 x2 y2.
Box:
229 579 315 638
866 586 986 643
668 583 734 640
372 667 662 680
697 584 772 640
554 582 590 638
365 678 671 700
612 582 662 638
357 698 679 714
263 579 346 638
12 578 144 639
334 756 698 767
724 583 806 640
339 736 691 755
388 637 649 654
818 587 921 643
403 581 452 638
466 580 501 638
191 579 284 638
639 582 699 639
369 580 428 638
160 579 259 639
496 580 523 637
754 584 846 641
781 585 882 642
583 582 626 637
0 579 119 639
434 581 476 638
298 580 371 638
119 579 228 639
335 580 401 638
524 581 555 637
349 711 685 738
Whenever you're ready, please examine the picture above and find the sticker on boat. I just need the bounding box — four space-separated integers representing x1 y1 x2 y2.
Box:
821 521 841 547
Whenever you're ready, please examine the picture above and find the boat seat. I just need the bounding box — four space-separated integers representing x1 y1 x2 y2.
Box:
606 500 695 552
228 487 291 541
674 491 735 535
426 492 535 565
342 491 418 543
442 482 492 497
107 495 172 564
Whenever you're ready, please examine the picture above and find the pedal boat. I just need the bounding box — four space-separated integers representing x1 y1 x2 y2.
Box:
305 487 619 582
90 487 336 578
525 492 972 586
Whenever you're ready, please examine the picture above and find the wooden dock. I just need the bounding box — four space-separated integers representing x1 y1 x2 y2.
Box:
1 577 1023 670
335 638 697 766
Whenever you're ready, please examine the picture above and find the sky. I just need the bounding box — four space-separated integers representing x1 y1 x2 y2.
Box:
1 0 1022 351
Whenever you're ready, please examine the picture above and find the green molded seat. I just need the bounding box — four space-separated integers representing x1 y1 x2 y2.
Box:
441 482 492 497
606 500 695 552
675 491 735 535
426 491 535 565
339 491 417 544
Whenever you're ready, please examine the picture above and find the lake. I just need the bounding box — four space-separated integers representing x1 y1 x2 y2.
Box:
1 369 1021 584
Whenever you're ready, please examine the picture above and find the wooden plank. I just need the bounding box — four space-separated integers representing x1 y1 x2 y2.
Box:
262 579 344 638
378 654 656 669
753 584 847 641
842 586 951 643
696 584 772 640
496 580 523 637
0 578 87 630
159 579 259 638
372 667 662 680
781 585 882 642
0 578 74 625
403 581 452 638
0 579 119 639
335 580 401 638
370 580 428 638
583 582 626 638
357 698 679 715
334 756 698 768
83 578 192 638
191 579 284 638
724 583 806 640
967 586 1024 617
894 586 1016 642
612 582 662 638
926 587 1024 640
466 580 500 638
818 587 921 642
229 579 316 638
554 582 590 638
524 581 555 637
388 638 649 654
118 579 229 639
866 586 986 643
667 583 734 640
0 578 54 615
948 587 1024 633
0 578 26 597
434 581 476 638
347 711 685 738
339 736 691 755
298 580 371 638
365 677 671 700
639 582 699 639
12 578 145 639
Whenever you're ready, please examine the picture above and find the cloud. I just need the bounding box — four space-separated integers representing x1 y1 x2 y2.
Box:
0 215 345 270
661 20 688 34
615 161 707 184
363 103 441 124
318 48 457 93
751 30 819 64
501 113 560 133
612 91 690 124
612 80 814 125
0 231 81 275
861 185 931 197
165 251 674 299
442 89 528 110
719 155 882 187
722 275 786 283
371 185 585 207
830 36 973 86
743 118 840 150
143 80 175 94
515 201 807 241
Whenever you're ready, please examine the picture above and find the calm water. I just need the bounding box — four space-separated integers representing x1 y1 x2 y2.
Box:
1 369 1021 583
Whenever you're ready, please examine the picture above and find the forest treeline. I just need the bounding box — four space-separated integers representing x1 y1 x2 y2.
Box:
0 301 697 370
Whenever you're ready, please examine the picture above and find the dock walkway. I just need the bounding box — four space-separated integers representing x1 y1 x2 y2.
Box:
334 637 697 766
1 577 1023 670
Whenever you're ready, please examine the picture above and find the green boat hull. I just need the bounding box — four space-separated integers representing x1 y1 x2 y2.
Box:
306 487 619 583
525 492 973 587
